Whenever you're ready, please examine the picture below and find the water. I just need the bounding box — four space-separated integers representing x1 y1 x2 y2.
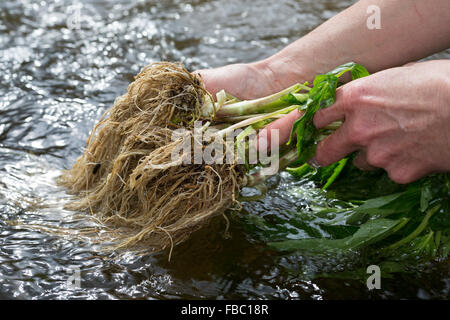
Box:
0 0 449 300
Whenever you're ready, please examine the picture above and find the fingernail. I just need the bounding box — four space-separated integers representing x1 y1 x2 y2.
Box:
308 157 321 169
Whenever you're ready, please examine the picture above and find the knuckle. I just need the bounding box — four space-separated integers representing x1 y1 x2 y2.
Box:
313 109 325 128
353 156 369 171
339 80 372 115
387 168 415 185
366 149 387 168
347 80 368 100
314 142 333 167
347 120 370 146
341 80 365 107
313 145 328 166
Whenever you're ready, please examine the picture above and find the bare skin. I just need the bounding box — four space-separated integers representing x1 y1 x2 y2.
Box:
196 0 450 184
313 60 450 184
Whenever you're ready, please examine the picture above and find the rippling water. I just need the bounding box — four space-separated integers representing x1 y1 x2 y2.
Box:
0 0 449 299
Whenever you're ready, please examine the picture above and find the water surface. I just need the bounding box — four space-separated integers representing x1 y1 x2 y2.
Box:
0 0 449 299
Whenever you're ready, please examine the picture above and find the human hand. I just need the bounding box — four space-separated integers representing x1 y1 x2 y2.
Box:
198 59 450 184
308 60 450 184
196 59 311 149
195 56 311 101
260 60 450 184
195 62 277 101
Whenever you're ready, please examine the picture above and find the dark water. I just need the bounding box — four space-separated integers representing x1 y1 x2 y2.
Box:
0 0 449 299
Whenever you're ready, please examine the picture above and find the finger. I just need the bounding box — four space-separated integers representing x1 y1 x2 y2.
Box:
257 109 303 152
312 122 359 167
384 158 430 185
193 69 221 98
313 88 347 129
353 150 377 171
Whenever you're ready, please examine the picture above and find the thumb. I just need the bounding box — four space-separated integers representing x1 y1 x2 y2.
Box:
194 64 249 99
193 69 221 98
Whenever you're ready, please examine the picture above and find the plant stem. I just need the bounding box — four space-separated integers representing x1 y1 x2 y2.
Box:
387 205 441 250
217 105 299 137
215 83 308 117
245 148 299 187
217 113 286 123
322 158 348 190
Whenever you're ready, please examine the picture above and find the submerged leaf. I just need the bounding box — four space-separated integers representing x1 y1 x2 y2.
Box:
286 163 314 179
269 218 407 253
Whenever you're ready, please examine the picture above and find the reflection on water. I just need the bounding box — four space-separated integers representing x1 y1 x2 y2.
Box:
0 0 449 299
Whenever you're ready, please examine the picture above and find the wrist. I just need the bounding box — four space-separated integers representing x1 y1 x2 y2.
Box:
251 52 315 94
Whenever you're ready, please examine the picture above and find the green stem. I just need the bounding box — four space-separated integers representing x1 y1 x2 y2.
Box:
322 158 348 190
244 148 299 187
217 105 298 137
235 126 256 170
388 205 441 250
216 83 308 117
217 113 286 123
323 121 342 130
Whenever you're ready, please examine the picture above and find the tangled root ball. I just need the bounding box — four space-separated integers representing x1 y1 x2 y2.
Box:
59 62 241 254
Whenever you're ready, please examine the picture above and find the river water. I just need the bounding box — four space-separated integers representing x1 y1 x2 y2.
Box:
0 0 449 299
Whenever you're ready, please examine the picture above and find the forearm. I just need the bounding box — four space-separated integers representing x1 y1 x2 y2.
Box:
256 0 450 86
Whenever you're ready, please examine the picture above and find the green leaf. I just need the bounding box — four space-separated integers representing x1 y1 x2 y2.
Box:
316 260 406 281
269 218 407 253
286 163 314 179
341 217 408 249
387 205 440 250
327 62 370 80
420 182 433 212
322 158 348 190
439 234 450 259
287 62 369 165
346 187 421 224
317 223 359 239
281 92 308 105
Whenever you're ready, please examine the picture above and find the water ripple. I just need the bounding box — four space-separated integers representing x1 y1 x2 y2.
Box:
0 0 448 300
